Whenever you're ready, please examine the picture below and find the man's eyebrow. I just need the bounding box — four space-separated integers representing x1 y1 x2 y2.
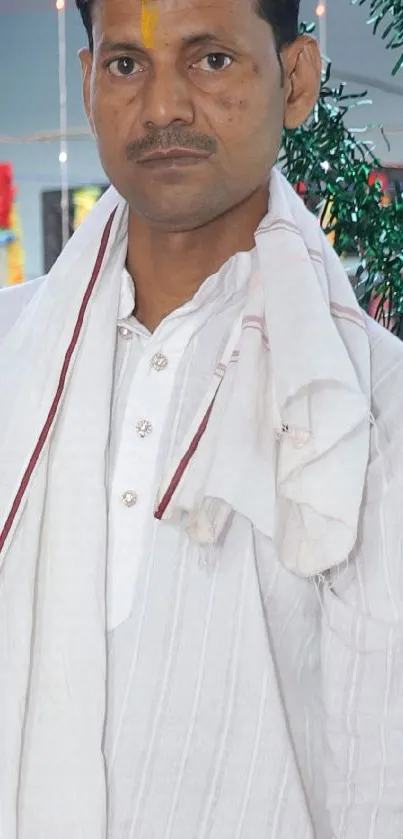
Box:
99 38 145 53
181 32 228 48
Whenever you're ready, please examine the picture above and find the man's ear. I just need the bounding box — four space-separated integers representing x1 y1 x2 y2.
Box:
281 35 322 130
79 48 95 134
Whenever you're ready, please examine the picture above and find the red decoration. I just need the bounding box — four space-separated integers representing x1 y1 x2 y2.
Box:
0 163 15 230
368 170 389 194
295 181 308 197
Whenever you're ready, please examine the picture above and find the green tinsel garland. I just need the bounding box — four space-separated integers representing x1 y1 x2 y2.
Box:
352 0 403 75
281 40 403 333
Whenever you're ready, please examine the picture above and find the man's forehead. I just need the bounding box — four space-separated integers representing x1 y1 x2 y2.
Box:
95 0 256 22
94 0 263 50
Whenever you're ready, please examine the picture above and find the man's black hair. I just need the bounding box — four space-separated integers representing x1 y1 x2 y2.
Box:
75 0 300 53
76 0 94 50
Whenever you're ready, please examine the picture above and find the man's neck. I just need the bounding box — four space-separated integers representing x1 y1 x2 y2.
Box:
126 184 269 333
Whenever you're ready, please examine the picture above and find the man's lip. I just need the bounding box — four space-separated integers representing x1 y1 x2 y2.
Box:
138 148 211 162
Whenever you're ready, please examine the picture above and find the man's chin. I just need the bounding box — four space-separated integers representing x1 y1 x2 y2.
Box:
128 196 218 233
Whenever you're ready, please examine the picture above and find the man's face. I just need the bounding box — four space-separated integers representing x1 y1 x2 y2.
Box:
80 0 318 231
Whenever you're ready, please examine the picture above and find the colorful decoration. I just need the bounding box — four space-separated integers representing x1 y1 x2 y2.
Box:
0 163 25 286
72 185 104 231
0 163 14 235
352 0 403 75
6 205 25 286
281 15 403 336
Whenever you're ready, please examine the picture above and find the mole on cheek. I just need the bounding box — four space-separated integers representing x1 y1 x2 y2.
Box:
214 94 249 111
215 94 235 109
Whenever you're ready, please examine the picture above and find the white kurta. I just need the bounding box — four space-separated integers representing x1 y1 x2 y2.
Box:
103 261 403 838
105 258 323 838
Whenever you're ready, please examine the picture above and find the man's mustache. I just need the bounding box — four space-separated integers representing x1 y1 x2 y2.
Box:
126 130 217 160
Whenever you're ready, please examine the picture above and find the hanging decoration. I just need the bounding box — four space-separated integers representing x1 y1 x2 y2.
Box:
0 163 25 287
6 205 25 286
281 25 403 335
316 0 328 60
351 0 403 75
0 162 14 241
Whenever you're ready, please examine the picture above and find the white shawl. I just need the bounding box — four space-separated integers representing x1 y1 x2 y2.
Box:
0 169 370 838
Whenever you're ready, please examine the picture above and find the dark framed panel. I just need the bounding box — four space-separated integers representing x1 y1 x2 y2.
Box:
42 185 108 274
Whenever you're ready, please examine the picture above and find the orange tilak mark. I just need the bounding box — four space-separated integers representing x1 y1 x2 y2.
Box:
141 0 159 48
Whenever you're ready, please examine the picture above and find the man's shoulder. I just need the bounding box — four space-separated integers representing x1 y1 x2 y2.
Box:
366 313 403 388
365 313 403 438
0 276 46 343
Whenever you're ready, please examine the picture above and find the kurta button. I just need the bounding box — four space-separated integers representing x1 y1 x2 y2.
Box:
121 490 138 507
136 419 153 438
118 325 131 339
151 352 168 372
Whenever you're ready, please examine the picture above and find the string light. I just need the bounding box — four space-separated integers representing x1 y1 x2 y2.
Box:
316 0 327 63
56 0 69 248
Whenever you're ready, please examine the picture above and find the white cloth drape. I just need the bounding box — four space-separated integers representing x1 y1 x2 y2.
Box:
0 170 371 838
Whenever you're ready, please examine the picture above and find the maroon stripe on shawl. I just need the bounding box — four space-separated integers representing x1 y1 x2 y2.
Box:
256 219 299 236
154 310 272 521
154 395 218 521
330 300 367 327
0 208 118 555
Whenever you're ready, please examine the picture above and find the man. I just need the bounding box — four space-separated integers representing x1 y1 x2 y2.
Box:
1 0 403 837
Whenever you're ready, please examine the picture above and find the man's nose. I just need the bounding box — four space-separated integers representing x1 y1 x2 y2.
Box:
140 65 195 130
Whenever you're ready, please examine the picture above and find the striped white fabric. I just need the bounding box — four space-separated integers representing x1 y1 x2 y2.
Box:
106 264 321 839
103 266 403 839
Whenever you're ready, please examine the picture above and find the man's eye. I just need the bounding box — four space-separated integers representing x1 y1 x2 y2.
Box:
108 57 138 77
195 53 233 72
